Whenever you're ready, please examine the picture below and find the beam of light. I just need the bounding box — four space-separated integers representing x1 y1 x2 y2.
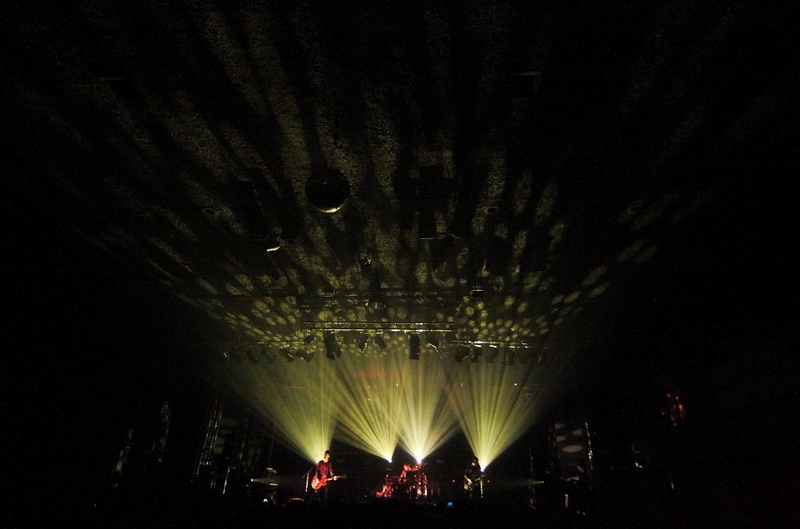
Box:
394 342 459 463
274 361 340 462
210 333 552 475
447 359 540 471
332 347 401 462
242 352 340 464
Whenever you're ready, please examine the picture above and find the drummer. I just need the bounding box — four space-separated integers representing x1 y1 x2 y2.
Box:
399 462 420 483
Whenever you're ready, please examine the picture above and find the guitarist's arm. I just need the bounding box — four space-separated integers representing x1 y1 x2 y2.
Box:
464 470 482 490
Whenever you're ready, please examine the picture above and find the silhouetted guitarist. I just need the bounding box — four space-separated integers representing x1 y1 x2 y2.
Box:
463 456 483 499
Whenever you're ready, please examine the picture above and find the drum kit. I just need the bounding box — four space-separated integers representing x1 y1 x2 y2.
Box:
376 463 429 499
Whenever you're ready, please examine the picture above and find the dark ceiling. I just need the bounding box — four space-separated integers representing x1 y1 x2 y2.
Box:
4 1 799 424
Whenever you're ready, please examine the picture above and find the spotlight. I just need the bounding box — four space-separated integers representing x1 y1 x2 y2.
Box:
425 332 440 352
485 344 500 363
426 331 443 358
374 333 388 351
408 333 421 360
304 334 315 345
453 345 470 363
504 349 515 366
356 333 370 352
471 344 483 363
296 348 314 363
324 331 342 360
281 347 295 363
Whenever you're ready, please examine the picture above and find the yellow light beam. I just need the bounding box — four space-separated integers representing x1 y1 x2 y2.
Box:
394 342 459 463
447 361 540 469
332 348 402 462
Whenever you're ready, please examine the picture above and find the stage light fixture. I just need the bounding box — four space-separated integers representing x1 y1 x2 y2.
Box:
408 333 421 360
471 344 483 363
504 349 515 366
297 349 314 363
485 344 500 363
281 347 295 363
425 331 443 359
374 333 388 351
324 331 342 360
304 334 315 345
453 344 470 363
356 333 370 352
425 332 440 351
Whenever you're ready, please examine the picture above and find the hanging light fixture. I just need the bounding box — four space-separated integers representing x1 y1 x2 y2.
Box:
504 349 515 366
324 331 342 360
280 347 295 363
485 344 500 363
453 344 471 363
408 333 421 360
425 331 440 352
471 344 483 363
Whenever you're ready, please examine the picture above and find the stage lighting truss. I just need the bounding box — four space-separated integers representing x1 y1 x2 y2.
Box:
449 341 535 366
300 321 457 332
253 328 536 364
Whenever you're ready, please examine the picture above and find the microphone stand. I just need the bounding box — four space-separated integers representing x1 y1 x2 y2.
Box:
303 466 316 498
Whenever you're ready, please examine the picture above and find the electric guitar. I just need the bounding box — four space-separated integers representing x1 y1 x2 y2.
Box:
311 473 346 491
463 475 482 491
